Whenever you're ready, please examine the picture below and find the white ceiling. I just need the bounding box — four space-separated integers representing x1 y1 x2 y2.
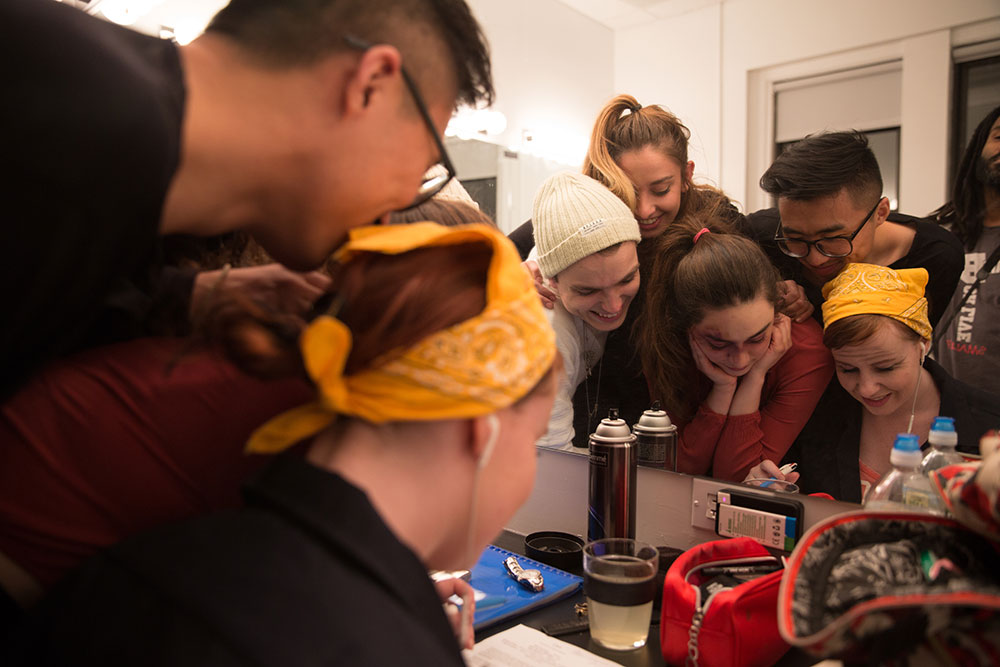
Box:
66 0 726 36
551 0 724 30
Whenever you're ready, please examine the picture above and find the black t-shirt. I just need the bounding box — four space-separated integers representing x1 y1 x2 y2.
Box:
747 208 963 327
785 358 1000 503
1 0 185 399
7 458 465 667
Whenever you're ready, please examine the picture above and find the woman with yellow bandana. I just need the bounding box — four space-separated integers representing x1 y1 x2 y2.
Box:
13 223 559 666
784 263 1000 502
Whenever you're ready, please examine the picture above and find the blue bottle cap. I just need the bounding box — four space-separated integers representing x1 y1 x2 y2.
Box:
931 416 956 432
892 433 920 451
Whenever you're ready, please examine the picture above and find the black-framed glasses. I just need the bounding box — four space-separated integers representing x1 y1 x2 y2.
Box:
343 35 456 212
774 198 883 259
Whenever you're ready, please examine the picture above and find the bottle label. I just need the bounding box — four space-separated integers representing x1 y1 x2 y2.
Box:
902 485 931 508
589 452 608 468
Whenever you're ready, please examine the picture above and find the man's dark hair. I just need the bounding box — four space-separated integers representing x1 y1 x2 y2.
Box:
759 131 882 207
205 0 493 108
933 104 1000 249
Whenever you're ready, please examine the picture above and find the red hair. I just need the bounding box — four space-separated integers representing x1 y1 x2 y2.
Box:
208 243 492 378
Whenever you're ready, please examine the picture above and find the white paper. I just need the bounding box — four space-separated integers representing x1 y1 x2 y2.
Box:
462 624 619 667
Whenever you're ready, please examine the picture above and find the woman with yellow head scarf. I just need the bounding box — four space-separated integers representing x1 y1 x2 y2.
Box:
14 223 558 666
784 263 999 502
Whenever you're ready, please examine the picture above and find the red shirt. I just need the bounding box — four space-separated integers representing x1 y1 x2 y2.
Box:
675 318 833 482
0 338 313 588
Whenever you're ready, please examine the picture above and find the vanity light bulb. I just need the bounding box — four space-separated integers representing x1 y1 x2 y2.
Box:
446 108 507 140
171 16 206 46
100 0 162 26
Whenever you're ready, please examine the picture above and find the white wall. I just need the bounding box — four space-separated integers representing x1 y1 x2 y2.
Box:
466 0 615 166
614 3 723 189
613 0 1000 214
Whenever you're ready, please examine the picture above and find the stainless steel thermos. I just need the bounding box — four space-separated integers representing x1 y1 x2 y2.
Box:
633 402 678 470
587 408 637 542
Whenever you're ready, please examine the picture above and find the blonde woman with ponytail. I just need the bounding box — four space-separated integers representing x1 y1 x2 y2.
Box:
513 95 740 262
582 94 737 239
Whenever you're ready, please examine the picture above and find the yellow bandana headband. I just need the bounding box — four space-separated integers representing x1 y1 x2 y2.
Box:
247 222 557 454
821 263 932 340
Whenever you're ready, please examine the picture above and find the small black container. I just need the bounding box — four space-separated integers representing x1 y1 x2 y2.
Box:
652 546 684 610
524 531 585 574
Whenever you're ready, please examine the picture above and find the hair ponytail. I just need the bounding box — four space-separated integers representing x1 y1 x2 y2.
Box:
583 94 693 215
637 210 779 421
584 95 644 211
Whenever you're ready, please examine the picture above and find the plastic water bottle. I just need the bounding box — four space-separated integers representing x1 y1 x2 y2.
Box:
864 434 945 514
920 416 964 474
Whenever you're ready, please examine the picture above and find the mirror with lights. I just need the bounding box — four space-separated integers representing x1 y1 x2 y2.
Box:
68 0 1000 508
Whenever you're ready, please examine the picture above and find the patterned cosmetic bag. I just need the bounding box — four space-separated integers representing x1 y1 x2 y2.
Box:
777 510 1000 665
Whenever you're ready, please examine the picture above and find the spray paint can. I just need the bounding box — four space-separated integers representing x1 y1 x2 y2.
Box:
588 408 637 542
633 402 678 470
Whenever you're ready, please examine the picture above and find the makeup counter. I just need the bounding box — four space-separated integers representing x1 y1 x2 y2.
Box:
477 448 860 665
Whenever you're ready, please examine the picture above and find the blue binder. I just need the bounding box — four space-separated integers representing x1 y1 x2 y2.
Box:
470 544 583 630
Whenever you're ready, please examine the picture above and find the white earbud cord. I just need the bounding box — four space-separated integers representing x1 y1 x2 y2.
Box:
906 349 926 435
460 415 500 645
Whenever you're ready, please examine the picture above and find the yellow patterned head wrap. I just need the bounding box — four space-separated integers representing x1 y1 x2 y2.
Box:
821 263 932 340
246 222 557 453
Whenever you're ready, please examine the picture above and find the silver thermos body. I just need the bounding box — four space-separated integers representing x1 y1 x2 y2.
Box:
633 402 678 470
587 408 637 542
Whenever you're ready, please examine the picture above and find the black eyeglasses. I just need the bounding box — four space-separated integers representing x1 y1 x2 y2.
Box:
343 35 457 212
774 198 883 259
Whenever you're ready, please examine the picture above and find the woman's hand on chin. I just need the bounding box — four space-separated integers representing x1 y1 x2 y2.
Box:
690 334 738 415
748 313 792 380
689 334 738 389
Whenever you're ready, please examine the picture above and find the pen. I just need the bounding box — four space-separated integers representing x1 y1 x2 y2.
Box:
701 564 782 576
759 462 797 488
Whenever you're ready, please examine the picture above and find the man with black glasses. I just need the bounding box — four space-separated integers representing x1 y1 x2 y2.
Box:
747 131 962 326
1 0 491 398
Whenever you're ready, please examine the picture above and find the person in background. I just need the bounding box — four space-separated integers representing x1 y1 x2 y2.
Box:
785 264 1000 502
7 224 558 666
510 95 743 256
638 213 832 482
529 172 641 450
1 0 493 399
933 105 1000 394
749 131 963 327
389 168 494 226
515 95 794 443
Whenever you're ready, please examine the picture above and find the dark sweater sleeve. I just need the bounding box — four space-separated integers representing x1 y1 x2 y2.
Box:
507 219 535 261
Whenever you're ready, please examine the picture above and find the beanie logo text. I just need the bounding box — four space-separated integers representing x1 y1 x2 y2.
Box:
578 219 606 237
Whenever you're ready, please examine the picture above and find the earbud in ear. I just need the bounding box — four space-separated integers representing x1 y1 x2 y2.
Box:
920 342 929 364
478 414 500 471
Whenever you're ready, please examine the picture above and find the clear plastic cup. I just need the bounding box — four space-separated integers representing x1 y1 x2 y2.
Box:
582 538 659 650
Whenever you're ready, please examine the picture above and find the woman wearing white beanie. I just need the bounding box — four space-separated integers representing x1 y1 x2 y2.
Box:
531 172 641 450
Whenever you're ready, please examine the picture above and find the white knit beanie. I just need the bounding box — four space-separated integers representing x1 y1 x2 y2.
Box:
532 172 641 279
